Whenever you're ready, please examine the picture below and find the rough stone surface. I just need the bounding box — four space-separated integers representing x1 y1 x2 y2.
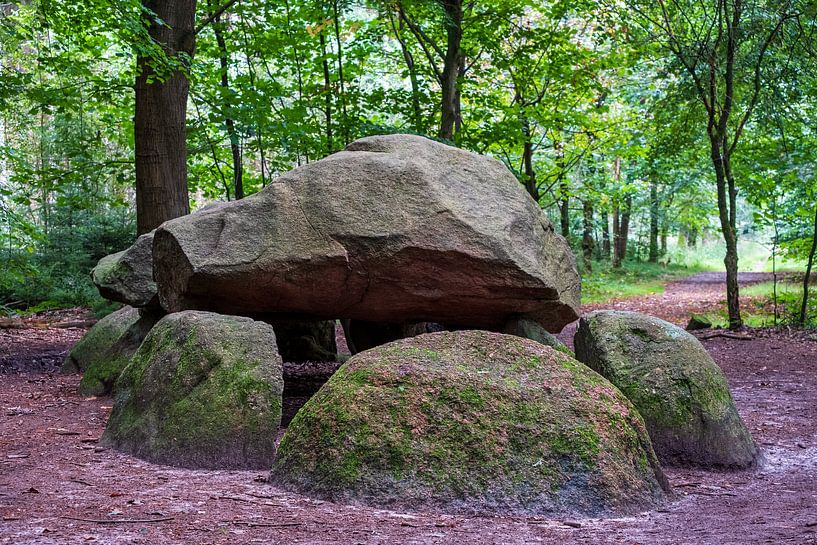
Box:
267 319 337 362
92 232 158 308
154 135 579 331
102 311 283 469
62 306 159 396
270 330 669 516
501 316 572 355
574 310 758 469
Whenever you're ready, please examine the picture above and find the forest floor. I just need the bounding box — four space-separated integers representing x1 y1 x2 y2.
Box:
1 272 817 545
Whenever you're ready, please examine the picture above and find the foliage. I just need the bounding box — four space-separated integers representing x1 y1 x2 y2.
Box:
0 0 815 321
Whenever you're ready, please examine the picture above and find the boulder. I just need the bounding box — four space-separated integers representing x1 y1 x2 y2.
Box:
153 135 579 331
501 316 572 355
267 319 337 362
574 310 758 469
62 306 159 396
102 311 283 469
270 331 670 516
92 232 158 308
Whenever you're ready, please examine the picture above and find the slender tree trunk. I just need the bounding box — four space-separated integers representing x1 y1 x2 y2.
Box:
559 179 570 238
649 179 659 262
800 202 817 324
135 0 195 235
552 135 569 237
611 157 623 268
687 228 698 247
619 194 632 262
438 0 462 140
518 106 538 202
660 222 668 256
582 199 594 272
319 32 333 155
601 206 611 258
331 0 349 145
393 14 423 132
210 1 243 199
612 199 621 268
283 0 306 164
713 141 742 328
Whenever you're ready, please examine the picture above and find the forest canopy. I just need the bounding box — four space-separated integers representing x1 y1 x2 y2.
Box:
0 0 815 326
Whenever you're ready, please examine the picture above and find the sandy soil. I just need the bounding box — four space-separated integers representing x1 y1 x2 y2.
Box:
1 273 816 544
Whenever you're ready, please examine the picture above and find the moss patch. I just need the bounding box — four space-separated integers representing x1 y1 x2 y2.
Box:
574 310 758 469
64 306 159 397
271 330 669 516
102 311 283 469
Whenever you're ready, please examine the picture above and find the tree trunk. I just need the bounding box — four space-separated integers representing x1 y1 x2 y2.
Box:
519 106 538 202
438 0 462 141
649 179 659 262
135 0 196 235
800 201 817 324
619 194 632 262
601 206 611 258
558 183 570 238
319 32 333 155
612 199 621 268
331 0 349 146
582 199 594 272
660 220 668 256
713 142 742 328
210 1 243 200
611 157 623 268
393 13 423 132
687 228 698 247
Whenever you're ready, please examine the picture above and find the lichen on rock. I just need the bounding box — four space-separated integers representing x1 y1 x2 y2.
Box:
574 310 758 469
101 311 283 469
270 330 669 516
62 306 159 396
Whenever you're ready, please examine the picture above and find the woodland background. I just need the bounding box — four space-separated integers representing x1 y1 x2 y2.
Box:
0 0 815 327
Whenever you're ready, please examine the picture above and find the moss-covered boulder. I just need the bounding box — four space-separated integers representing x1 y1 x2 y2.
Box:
102 311 283 469
62 306 159 396
270 331 670 516
574 310 758 469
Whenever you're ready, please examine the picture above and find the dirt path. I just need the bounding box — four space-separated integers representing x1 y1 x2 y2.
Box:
2 273 817 545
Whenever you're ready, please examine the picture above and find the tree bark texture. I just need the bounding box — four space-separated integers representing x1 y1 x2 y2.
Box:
438 0 462 140
135 0 196 235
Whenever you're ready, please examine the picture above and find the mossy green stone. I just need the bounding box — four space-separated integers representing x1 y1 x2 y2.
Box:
102 311 283 469
63 306 158 396
574 310 758 469
271 330 669 516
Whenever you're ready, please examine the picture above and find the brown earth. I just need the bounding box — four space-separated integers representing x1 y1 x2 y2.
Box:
1 273 817 545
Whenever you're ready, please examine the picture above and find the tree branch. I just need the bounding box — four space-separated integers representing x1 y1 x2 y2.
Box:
195 0 239 35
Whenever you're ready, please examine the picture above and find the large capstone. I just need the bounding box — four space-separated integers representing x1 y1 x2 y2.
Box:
62 306 159 396
270 331 670 516
92 232 158 308
101 311 283 469
574 310 758 469
153 135 579 331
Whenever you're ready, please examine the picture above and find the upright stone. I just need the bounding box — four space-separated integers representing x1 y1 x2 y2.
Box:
574 310 758 469
62 306 160 396
102 311 283 469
